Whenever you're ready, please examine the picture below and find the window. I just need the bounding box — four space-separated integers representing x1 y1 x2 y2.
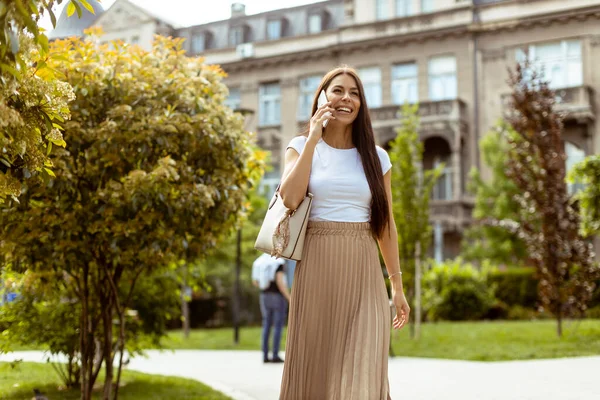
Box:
429 55 457 101
191 32 205 53
230 26 246 46
516 40 582 89
308 14 322 34
358 67 382 108
267 20 282 40
298 75 321 121
376 0 389 20
421 0 434 13
391 63 418 104
225 87 241 111
259 82 281 126
396 0 412 17
432 154 453 200
565 141 585 195
131 35 140 45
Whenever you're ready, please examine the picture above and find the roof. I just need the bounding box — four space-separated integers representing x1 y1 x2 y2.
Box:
48 0 105 39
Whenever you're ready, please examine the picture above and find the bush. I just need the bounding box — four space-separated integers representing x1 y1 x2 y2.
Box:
507 305 537 320
586 305 600 319
423 259 495 321
484 301 509 320
590 282 600 308
488 267 538 308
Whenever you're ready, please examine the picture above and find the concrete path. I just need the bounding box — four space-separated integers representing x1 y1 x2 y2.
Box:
2 350 598 400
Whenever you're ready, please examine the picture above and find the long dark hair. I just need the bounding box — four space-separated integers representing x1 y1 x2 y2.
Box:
301 65 390 238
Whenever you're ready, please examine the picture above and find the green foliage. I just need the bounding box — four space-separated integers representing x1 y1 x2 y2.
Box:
0 268 80 388
461 125 528 265
423 259 495 321
569 154 600 237
506 305 539 321
487 267 538 308
388 103 442 287
0 1 93 202
0 32 264 399
586 306 600 319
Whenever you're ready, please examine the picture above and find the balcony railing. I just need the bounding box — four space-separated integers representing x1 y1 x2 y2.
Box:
371 99 468 145
371 99 466 123
430 199 474 230
501 85 595 123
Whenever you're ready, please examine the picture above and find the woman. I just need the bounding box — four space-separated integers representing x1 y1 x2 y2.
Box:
279 65 410 400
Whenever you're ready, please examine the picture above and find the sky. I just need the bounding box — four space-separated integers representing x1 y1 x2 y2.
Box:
39 0 322 31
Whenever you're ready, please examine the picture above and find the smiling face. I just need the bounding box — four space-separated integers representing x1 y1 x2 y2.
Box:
324 73 362 126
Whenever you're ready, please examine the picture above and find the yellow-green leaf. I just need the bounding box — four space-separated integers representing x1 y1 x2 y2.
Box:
79 0 95 14
44 168 56 177
67 2 76 17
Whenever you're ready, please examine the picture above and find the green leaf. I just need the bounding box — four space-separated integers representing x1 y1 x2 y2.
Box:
49 9 57 28
73 1 83 18
0 158 11 168
0 63 21 79
46 142 53 156
38 34 49 55
66 2 76 17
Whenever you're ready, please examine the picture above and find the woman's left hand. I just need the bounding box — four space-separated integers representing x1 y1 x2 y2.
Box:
391 289 410 330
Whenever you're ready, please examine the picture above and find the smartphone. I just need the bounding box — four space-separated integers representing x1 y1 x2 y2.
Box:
317 90 330 128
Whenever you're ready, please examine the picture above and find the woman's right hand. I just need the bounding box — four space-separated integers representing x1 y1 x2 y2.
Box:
308 101 336 142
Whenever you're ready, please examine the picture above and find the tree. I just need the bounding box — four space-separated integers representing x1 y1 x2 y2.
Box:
0 1 93 202
502 61 600 337
461 125 528 266
0 267 81 388
569 155 600 238
0 31 264 400
388 103 442 338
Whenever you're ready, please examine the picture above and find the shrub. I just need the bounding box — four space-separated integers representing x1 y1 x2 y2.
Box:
423 259 495 321
507 305 537 321
586 305 600 319
488 267 538 308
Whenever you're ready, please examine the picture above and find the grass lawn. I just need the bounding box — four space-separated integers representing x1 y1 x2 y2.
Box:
161 319 600 361
0 362 231 400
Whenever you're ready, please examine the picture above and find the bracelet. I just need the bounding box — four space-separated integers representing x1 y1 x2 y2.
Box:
388 271 402 280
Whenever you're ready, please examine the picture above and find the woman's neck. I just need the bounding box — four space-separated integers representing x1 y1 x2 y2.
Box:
322 123 354 149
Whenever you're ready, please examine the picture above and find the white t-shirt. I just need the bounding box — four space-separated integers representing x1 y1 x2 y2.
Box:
286 136 392 222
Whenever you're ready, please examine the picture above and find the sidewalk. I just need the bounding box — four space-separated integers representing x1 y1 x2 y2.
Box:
2 350 599 400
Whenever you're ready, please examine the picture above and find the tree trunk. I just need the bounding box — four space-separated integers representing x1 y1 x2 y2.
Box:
102 300 114 400
79 265 94 400
181 282 190 339
414 242 422 340
556 306 563 338
233 228 242 344
408 286 415 339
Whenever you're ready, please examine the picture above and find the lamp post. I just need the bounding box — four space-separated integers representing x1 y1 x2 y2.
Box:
232 107 255 345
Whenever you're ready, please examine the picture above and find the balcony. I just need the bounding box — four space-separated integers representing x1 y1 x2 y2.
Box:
501 85 595 124
430 199 474 231
555 86 595 123
372 99 468 148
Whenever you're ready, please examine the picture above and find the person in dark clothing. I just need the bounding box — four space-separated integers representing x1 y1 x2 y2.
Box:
252 254 291 363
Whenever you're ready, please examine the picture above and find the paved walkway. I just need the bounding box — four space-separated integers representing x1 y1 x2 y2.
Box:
2 350 598 400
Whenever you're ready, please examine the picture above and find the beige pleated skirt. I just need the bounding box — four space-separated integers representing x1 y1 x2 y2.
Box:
280 221 392 400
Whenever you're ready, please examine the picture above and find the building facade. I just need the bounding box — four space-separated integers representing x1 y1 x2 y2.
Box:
53 0 600 260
